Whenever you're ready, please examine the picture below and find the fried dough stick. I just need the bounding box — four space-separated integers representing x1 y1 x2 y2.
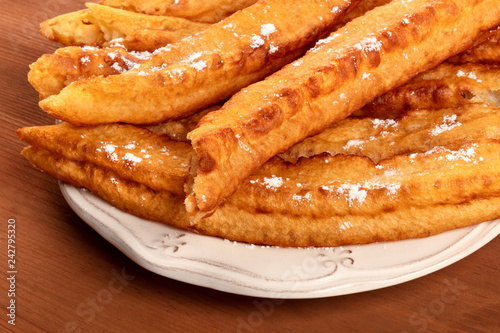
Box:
211 140 500 247
39 0 361 125
353 62 500 119
28 46 147 100
18 101 500 201
31 0 394 101
146 62 500 142
17 123 192 195
40 3 210 52
280 105 500 164
99 0 258 23
447 26 500 65
27 24 499 101
21 146 190 227
19 90 500 247
186 0 500 218
19 97 500 194
21 139 500 247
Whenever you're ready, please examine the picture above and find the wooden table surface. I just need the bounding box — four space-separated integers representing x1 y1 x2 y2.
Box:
1 1 499 332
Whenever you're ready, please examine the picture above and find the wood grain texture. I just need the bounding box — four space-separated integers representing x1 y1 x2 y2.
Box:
1 1 499 332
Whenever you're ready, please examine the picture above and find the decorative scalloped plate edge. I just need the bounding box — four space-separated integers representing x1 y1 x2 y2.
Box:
60 182 500 299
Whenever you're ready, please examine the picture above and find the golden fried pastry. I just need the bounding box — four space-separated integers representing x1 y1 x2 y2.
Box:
146 62 500 142
146 105 218 142
21 146 190 227
17 122 192 195
21 139 500 247
40 3 209 52
336 0 392 28
28 46 147 100
30 0 393 104
19 0 500 249
39 0 361 125
280 104 500 164
99 0 258 23
448 26 500 64
29 0 388 103
40 9 99 47
187 0 500 218
353 62 500 119
210 139 500 246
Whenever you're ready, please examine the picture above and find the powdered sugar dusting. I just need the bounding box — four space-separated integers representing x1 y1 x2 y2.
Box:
129 50 152 60
190 60 207 71
79 56 90 65
103 144 118 162
250 35 265 48
311 33 340 52
430 115 461 136
123 153 143 165
321 180 401 206
372 119 397 129
419 144 482 164
260 23 276 37
292 192 312 202
337 184 367 206
250 175 285 191
456 70 483 82
269 43 279 54
263 175 283 189
108 37 125 48
331 6 341 14
343 139 364 150
445 145 477 163
355 36 382 53
110 62 126 73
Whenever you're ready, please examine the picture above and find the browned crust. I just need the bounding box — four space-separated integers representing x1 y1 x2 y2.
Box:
188 0 500 218
39 0 361 125
146 106 219 142
17 122 191 195
352 61 500 119
21 146 190 227
28 46 146 100
99 0 259 23
40 3 209 52
447 26 500 64
21 140 500 247
280 104 500 164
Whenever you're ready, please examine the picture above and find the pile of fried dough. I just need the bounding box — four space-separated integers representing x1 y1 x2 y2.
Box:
19 0 500 247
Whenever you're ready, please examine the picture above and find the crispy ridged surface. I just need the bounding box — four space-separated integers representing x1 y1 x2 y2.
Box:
39 0 361 125
21 140 500 247
208 140 500 246
448 26 500 64
352 62 500 119
21 146 190 227
17 122 191 195
29 0 391 103
335 0 392 29
40 3 209 52
28 46 147 100
187 0 500 217
148 62 500 142
280 104 500 164
99 0 258 23
19 0 500 248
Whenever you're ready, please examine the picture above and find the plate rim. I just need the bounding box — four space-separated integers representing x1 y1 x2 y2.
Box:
60 182 500 299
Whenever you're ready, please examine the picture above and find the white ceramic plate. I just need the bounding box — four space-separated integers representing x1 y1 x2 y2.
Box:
60 182 500 299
